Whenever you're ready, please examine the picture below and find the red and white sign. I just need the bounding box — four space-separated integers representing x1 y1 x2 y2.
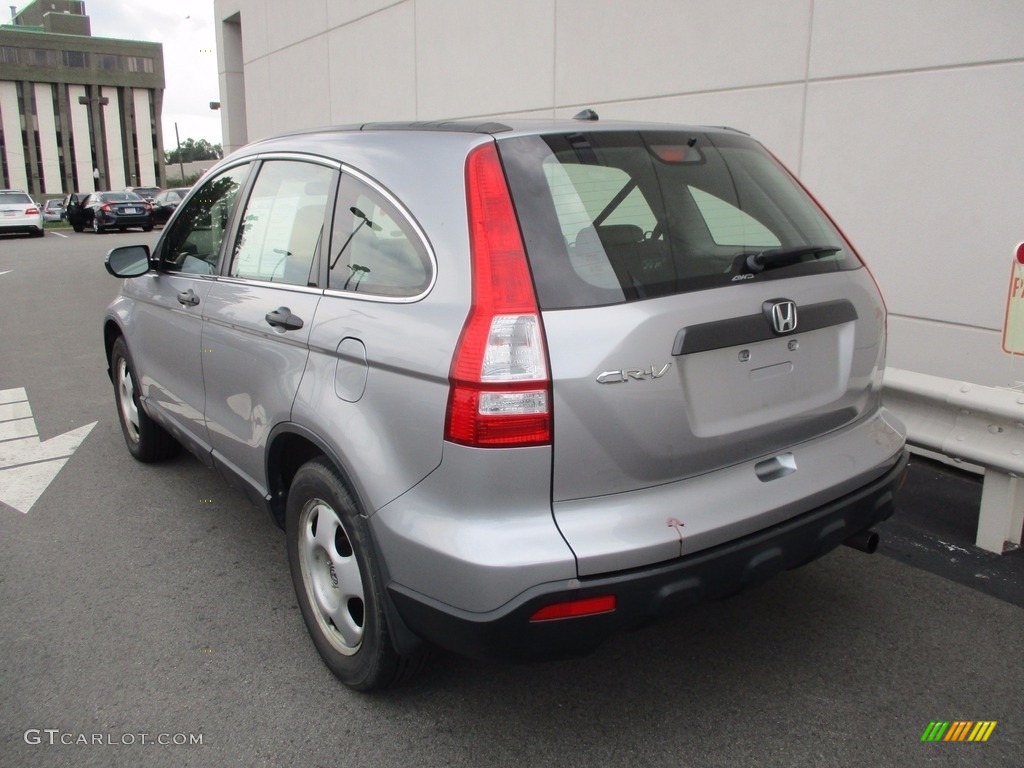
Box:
1002 242 1024 355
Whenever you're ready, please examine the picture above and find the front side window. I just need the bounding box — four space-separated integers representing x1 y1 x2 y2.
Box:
160 164 250 275
229 160 334 287
327 172 432 297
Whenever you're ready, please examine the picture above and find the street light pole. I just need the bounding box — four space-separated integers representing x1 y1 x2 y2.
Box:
174 122 185 182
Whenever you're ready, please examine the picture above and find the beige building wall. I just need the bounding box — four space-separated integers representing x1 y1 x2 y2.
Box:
33 83 61 194
214 0 1024 387
0 81 28 190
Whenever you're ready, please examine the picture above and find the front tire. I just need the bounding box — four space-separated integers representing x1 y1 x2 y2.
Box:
286 458 422 691
110 337 179 462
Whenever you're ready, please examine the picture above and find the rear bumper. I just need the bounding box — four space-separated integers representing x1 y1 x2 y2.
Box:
98 214 152 227
0 222 42 234
388 449 908 661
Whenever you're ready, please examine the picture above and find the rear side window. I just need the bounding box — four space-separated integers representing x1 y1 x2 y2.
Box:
500 131 859 309
327 170 432 298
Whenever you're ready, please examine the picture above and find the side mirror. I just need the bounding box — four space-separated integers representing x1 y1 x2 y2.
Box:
105 245 152 278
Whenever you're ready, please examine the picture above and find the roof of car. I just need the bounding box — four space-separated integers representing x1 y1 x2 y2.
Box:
266 116 750 142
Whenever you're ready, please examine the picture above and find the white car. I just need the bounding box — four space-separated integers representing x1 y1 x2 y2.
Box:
0 190 44 237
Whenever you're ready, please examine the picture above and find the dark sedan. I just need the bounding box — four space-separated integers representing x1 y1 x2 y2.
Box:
150 187 191 225
82 191 154 233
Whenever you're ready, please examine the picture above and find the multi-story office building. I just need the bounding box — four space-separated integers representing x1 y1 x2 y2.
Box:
0 0 165 196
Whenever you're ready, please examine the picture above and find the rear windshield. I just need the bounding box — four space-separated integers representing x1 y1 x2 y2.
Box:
499 130 860 309
101 192 144 202
0 192 32 204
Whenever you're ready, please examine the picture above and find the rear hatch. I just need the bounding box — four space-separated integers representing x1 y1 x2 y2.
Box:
499 129 886 503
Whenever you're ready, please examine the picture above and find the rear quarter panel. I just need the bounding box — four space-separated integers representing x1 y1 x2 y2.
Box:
289 131 489 513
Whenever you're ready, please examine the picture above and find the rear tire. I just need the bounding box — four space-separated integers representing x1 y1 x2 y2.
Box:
93 218 104 234
286 458 424 691
110 337 179 462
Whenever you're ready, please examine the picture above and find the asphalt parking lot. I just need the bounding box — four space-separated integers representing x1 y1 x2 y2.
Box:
1 229 1022 767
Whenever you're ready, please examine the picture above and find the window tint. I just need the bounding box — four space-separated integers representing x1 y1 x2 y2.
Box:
229 160 334 287
501 131 858 309
327 173 431 297
161 164 249 276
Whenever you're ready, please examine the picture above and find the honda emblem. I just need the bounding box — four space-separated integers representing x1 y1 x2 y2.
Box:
764 299 798 334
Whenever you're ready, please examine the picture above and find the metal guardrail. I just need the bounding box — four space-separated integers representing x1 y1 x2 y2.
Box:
883 368 1024 554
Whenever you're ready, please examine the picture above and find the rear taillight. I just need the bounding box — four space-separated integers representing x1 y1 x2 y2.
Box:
25 207 39 215
100 203 112 212
444 142 551 448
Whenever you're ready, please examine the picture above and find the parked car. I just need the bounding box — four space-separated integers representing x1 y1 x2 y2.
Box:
150 187 191 225
102 117 908 691
41 199 65 222
0 189 44 237
83 191 153 233
126 186 161 202
62 192 88 231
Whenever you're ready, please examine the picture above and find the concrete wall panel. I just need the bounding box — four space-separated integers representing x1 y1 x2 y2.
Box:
242 56 273 141
555 0 812 105
132 89 156 186
415 0 555 117
0 82 27 190
265 0 327 54
68 84 94 192
33 83 61 194
801 63 1024 331
102 87 125 188
327 3 416 124
809 0 1024 79
267 36 332 134
327 0 405 29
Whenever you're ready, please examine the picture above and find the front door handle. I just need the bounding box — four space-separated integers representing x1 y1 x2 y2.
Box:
177 289 199 307
265 306 304 331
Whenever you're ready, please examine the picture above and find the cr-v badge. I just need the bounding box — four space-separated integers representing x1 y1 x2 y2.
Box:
596 364 671 384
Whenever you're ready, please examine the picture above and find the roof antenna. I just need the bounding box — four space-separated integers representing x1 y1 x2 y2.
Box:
573 109 599 121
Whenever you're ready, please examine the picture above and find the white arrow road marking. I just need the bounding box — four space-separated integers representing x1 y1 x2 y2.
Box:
0 270 11 276
0 387 96 514
52 232 69 238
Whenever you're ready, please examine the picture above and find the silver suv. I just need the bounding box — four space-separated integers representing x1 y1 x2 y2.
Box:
103 118 908 690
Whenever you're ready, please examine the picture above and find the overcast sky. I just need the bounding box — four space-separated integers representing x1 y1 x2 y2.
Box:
84 0 222 147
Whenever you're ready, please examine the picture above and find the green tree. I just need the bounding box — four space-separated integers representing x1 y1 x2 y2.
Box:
166 138 223 164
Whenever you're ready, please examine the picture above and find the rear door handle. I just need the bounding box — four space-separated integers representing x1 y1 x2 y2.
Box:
265 306 304 331
177 289 200 307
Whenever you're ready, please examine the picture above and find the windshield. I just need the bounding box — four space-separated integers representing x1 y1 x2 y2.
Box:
499 130 860 309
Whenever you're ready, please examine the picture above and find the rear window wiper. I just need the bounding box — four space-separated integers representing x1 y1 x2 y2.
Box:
742 244 840 274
